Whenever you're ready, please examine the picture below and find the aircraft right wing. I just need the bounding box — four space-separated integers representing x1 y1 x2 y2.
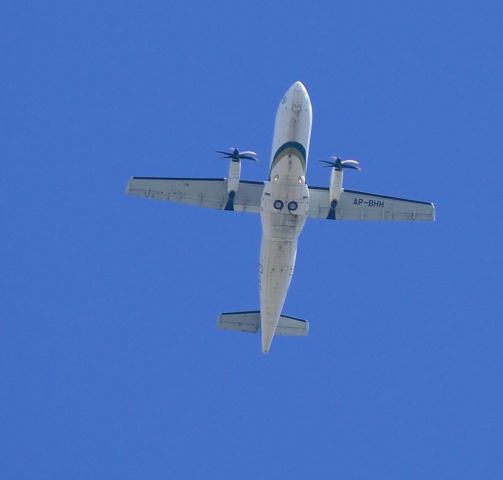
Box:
307 186 435 221
126 177 264 213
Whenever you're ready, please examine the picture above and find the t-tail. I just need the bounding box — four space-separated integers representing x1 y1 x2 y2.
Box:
217 311 309 354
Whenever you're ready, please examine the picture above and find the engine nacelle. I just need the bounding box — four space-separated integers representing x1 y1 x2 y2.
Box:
217 148 257 211
224 159 241 211
322 156 361 219
227 159 241 198
329 168 344 206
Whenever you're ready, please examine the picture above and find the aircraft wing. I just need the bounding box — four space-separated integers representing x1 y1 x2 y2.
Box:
126 177 264 213
307 186 435 221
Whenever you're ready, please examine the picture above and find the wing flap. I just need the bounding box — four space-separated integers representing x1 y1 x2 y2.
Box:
308 186 435 221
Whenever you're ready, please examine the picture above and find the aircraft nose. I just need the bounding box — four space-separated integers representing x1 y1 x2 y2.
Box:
287 81 308 97
288 81 309 112
291 81 307 93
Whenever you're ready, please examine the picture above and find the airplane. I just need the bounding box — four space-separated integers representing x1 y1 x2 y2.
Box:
126 81 435 354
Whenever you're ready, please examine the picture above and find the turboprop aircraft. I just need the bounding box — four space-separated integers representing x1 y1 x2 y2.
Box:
126 81 435 353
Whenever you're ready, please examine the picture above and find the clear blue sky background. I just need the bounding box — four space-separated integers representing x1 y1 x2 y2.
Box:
2 1 502 478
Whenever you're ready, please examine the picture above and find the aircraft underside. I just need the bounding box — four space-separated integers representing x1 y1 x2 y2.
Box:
126 81 435 354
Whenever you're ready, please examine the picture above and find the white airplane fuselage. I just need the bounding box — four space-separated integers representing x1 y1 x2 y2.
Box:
126 80 435 354
259 81 312 353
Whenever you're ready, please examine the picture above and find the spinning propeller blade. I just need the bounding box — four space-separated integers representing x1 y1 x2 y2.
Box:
216 148 258 162
319 156 362 171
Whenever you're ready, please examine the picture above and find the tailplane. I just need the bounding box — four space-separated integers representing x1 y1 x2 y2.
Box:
217 310 309 337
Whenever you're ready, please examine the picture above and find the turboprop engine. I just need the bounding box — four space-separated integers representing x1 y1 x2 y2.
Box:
320 156 361 219
216 148 258 210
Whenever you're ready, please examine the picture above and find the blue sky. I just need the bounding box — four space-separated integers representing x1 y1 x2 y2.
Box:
1 0 502 478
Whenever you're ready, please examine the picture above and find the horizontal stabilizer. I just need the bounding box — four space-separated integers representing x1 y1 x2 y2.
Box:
217 311 309 336
275 314 309 336
218 311 260 333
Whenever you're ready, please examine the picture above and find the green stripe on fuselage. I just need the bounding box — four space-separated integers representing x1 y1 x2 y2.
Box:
269 141 306 177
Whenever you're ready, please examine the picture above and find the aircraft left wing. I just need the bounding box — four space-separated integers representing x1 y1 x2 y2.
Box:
126 177 264 213
307 186 435 221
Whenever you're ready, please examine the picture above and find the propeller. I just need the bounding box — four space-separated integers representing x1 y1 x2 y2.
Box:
216 148 258 162
320 156 361 171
